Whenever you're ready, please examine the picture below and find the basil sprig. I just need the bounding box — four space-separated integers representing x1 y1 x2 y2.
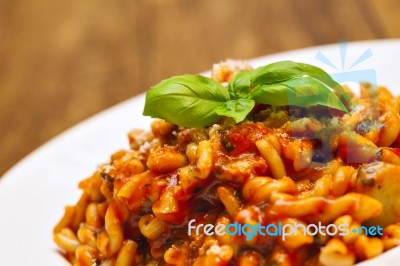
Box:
143 61 350 127
142 75 229 127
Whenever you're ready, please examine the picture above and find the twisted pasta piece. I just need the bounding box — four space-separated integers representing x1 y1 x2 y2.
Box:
333 215 384 261
277 218 314 250
193 244 234 266
85 202 106 229
331 166 356 197
147 146 188 173
319 238 355 266
236 250 264 266
214 215 234 246
376 87 400 146
100 151 146 192
267 192 382 224
382 224 400 250
74 245 100 266
242 176 297 205
333 215 360 245
308 175 332 197
151 119 175 138
337 132 379 164
256 139 286 178
97 199 128 257
117 171 155 211
282 138 314 172
54 193 91 234
179 140 213 191
53 228 80 253
354 235 384 261
379 147 400 165
164 242 192 265
152 186 186 224
217 186 242 219
268 247 291 266
215 155 268 183
139 214 168 240
115 240 138 266
234 206 266 246
194 140 214 180
77 224 97 249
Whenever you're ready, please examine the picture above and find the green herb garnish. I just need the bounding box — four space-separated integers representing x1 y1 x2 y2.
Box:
143 61 350 127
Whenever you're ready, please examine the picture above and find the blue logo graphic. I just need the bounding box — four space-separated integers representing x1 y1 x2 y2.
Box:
291 40 379 166
315 40 376 87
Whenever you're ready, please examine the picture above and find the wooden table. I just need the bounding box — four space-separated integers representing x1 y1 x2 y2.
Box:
0 0 399 176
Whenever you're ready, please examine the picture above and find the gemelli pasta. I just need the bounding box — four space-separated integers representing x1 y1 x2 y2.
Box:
54 60 400 266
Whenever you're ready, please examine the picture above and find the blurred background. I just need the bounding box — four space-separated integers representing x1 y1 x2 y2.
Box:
0 0 399 176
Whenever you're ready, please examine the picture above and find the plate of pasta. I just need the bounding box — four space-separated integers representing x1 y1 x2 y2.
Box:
1 39 400 266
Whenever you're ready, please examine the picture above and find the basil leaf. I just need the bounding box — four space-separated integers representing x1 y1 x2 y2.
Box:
251 61 351 110
228 70 251 99
250 76 348 112
215 99 255 123
143 74 230 127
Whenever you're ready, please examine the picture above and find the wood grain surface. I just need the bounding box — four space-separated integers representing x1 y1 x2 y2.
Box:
0 0 399 176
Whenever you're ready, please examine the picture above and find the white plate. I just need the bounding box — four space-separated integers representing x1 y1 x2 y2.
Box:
1 39 400 265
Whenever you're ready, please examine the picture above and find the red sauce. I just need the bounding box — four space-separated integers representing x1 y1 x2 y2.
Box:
227 122 270 156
